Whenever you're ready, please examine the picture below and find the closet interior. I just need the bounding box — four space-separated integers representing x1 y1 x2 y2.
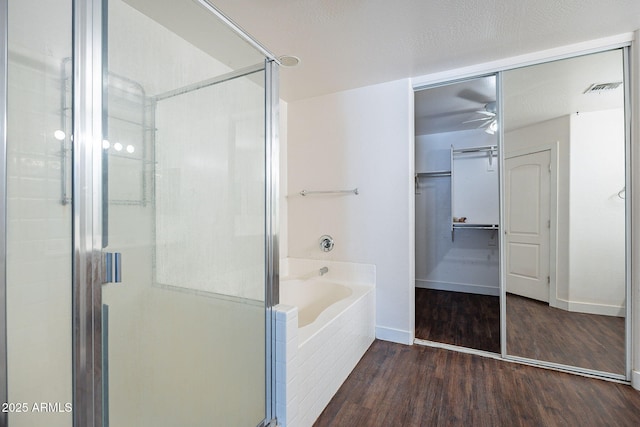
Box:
414 75 500 353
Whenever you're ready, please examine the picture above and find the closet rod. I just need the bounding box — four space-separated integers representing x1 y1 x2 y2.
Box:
416 171 451 177
452 145 497 154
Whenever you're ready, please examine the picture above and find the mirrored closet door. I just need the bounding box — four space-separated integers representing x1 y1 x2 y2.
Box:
501 48 628 377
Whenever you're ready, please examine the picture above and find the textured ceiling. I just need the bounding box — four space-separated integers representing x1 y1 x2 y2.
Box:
209 0 640 101
503 49 624 132
415 49 624 135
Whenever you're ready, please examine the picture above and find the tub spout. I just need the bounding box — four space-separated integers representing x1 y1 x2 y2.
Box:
319 266 329 276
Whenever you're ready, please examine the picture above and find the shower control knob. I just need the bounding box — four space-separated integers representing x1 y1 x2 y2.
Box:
319 235 334 252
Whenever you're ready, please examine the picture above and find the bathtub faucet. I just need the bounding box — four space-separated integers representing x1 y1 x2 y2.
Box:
319 266 329 276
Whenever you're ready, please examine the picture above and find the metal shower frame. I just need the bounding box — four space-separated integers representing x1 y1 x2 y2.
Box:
0 0 280 426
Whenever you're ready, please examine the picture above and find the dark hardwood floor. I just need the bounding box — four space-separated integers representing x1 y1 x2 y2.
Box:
415 288 500 353
414 288 625 374
507 293 626 374
314 340 640 427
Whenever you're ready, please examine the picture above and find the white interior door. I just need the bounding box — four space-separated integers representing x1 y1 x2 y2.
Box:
505 150 551 302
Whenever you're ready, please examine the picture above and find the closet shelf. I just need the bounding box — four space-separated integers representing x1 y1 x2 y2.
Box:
452 223 499 230
452 145 497 155
416 171 451 177
450 223 499 241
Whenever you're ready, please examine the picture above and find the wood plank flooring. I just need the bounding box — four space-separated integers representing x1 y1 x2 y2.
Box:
415 288 500 353
415 288 625 374
313 340 640 427
507 293 626 374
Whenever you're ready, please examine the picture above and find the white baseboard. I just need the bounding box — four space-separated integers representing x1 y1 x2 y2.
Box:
375 325 413 345
416 279 499 296
633 370 640 391
554 298 625 317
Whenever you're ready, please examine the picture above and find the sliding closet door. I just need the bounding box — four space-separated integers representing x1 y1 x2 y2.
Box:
502 48 629 378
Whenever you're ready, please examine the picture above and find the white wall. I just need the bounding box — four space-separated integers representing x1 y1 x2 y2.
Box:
569 109 626 313
415 130 499 295
279 101 289 259
287 79 415 344
631 28 640 390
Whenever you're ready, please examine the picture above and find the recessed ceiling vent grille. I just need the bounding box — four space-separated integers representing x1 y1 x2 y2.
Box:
583 82 622 94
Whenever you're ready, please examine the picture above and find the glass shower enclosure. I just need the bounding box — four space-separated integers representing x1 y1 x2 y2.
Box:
1 0 279 426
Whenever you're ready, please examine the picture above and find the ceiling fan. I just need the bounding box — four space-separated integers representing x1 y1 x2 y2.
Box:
463 101 498 134
455 88 498 134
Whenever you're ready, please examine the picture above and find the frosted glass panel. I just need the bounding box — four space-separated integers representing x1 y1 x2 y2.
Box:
5 1 73 426
102 1 267 425
155 75 265 300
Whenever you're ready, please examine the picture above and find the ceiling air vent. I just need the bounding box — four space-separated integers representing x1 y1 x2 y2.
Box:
583 82 622 94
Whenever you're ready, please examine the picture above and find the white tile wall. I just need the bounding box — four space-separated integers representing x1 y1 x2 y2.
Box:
6 30 74 427
275 304 300 427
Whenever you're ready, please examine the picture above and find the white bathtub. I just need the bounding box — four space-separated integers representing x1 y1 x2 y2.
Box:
274 259 375 427
280 279 352 328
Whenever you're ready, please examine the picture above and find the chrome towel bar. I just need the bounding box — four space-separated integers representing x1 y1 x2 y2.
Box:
299 188 359 196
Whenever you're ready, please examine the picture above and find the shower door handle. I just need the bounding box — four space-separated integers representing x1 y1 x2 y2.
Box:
105 252 113 283
114 253 121 283
103 252 122 284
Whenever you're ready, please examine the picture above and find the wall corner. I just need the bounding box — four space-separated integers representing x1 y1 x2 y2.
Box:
631 29 640 384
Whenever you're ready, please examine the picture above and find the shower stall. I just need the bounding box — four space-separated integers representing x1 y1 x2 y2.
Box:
1 0 279 426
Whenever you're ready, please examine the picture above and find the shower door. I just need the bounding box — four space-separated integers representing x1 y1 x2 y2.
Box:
1 0 277 426
100 0 275 426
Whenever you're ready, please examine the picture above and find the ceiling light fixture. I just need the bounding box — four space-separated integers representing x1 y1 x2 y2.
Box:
278 55 300 67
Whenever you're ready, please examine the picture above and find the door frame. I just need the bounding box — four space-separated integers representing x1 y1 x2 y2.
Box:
72 0 105 425
0 1 106 424
413 39 632 382
503 143 558 309
0 1 8 425
71 1 282 425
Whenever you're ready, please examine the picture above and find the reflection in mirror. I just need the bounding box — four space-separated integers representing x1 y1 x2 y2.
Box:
503 49 626 375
